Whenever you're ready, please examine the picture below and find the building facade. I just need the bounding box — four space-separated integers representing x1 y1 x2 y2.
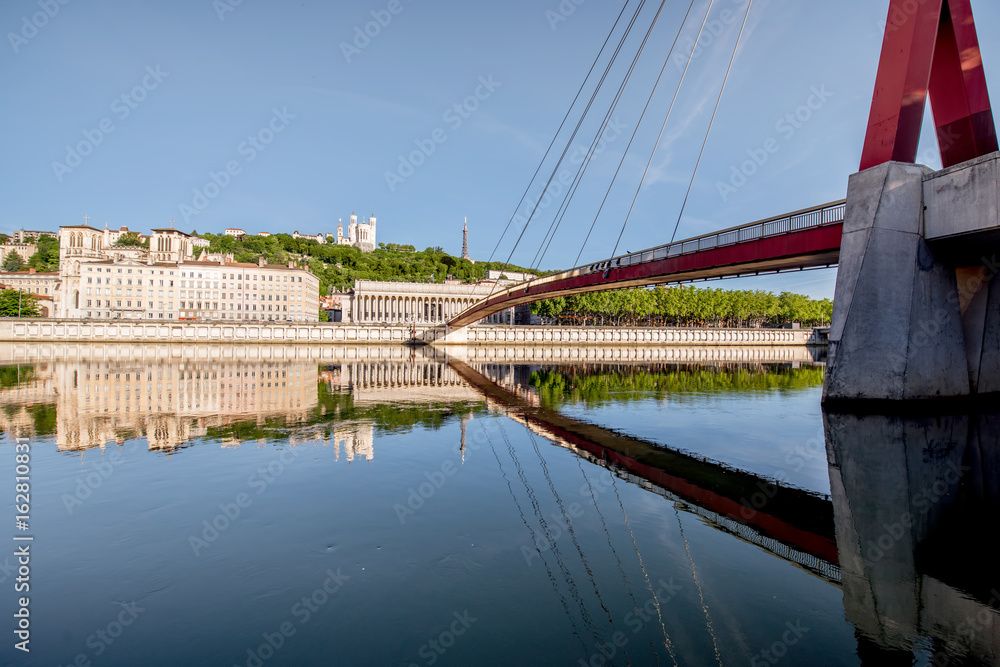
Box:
59 257 318 322
336 212 376 252
340 279 519 325
293 231 327 244
11 229 57 243
0 242 37 264
485 269 535 282
55 224 319 321
0 269 60 316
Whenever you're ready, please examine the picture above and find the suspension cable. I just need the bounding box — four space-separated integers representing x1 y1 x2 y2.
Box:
609 0 721 260
529 0 679 272
669 0 755 243
487 0 648 274
485 0 634 266
490 0 656 295
574 0 711 267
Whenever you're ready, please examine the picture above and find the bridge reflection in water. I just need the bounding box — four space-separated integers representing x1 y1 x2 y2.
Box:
457 355 1000 666
0 344 996 664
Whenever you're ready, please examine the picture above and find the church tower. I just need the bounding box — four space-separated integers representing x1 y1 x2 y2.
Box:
462 217 470 261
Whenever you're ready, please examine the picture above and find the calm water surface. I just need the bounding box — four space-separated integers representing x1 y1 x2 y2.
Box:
0 344 995 666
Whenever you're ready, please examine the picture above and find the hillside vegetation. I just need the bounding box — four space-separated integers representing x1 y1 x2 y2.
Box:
198 232 539 295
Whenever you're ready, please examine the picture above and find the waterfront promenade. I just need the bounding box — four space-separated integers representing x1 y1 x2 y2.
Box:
0 318 823 346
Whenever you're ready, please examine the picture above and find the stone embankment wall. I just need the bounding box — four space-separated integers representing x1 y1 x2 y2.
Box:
0 319 823 347
438 325 821 346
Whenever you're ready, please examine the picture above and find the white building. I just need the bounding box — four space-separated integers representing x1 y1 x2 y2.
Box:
336 212 376 252
293 231 326 244
485 269 535 282
55 223 319 321
340 279 523 325
225 228 246 238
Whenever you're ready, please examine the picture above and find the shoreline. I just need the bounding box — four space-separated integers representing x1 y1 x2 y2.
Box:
0 318 826 347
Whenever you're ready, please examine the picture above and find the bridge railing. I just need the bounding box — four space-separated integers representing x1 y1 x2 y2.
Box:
467 200 847 316
563 200 846 275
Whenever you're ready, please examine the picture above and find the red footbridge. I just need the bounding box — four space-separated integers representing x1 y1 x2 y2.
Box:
449 201 846 328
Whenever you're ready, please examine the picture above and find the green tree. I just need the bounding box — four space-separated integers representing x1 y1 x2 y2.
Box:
27 235 59 272
113 232 148 248
0 289 40 317
2 252 25 272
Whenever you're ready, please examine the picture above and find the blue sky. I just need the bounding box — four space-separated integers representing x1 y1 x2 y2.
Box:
3 0 998 299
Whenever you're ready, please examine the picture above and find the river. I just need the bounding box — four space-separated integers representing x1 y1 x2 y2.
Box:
0 344 995 666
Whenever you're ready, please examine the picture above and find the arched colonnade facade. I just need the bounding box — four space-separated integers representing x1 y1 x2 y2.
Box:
346 280 515 325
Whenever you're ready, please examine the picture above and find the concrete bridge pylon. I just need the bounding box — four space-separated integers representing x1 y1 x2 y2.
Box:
824 155 1000 402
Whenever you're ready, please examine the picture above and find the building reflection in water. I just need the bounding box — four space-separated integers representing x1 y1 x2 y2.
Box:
0 343 486 459
826 409 1000 666
0 355 322 452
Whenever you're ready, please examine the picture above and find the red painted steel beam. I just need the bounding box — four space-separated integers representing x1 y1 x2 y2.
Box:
930 0 997 165
861 0 997 170
449 223 842 328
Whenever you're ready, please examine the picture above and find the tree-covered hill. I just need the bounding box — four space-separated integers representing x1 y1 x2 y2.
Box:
198 232 543 295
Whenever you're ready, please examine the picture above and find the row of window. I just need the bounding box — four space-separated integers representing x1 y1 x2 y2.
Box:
2 286 50 295
182 271 305 283
179 292 303 301
87 267 175 275
88 277 174 287
179 304 301 312
82 312 314 321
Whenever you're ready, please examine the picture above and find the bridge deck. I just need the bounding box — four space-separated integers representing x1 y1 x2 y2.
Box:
450 201 846 328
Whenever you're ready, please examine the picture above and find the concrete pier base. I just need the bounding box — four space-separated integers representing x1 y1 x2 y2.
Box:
824 410 1000 663
825 154 1000 402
